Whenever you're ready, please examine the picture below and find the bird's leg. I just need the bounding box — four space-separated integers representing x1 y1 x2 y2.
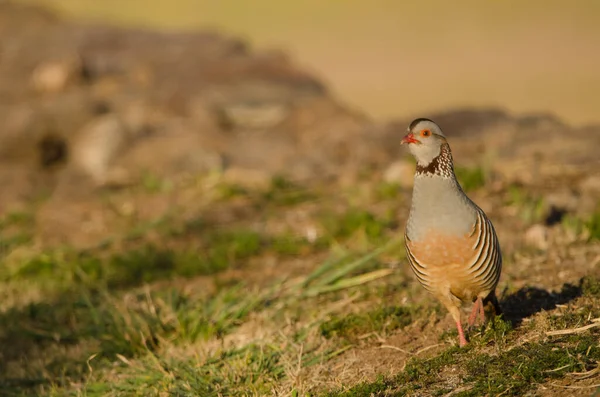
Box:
479 297 485 322
448 305 468 347
456 320 468 347
468 297 484 327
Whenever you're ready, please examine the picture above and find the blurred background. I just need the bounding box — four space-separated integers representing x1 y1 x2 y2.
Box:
0 0 597 243
17 0 600 125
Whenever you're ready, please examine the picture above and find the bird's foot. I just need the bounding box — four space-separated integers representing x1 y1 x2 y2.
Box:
456 320 468 347
467 296 485 329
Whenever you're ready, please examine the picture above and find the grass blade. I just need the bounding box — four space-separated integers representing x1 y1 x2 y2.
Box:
303 268 394 297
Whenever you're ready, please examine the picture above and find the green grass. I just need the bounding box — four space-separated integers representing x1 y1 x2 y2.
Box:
320 305 414 341
505 184 547 224
0 210 35 228
0 281 277 394
217 183 250 200
0 211 403 395
582 275 600 297
375 181 401 200
586 208 600 240
82 343 287 396
0 210 35 258
270 234 322 256
10 225 335 291
1 170 599 396
460 335 599 396
561 207 600 241
455 165 487 192
11 229 263 289
320 208 393 243
262 176 317 206
323 311 600 397
140 170 174 194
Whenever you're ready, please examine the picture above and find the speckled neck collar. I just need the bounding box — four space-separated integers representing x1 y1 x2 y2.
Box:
415 143 454 178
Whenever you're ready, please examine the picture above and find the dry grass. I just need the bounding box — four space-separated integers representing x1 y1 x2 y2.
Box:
0 163 599 396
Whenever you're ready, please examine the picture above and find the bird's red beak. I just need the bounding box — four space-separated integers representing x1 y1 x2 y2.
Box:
401 133 419 145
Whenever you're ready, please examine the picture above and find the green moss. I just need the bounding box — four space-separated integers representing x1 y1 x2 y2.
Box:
400 346 461 384
461 336 600 396
479 316 513 345
320 305 413 341
324 347 462 396
439 317 512 348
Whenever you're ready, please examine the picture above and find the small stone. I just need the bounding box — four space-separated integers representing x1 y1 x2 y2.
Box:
71 114 130 185
524 224 549 250
545 191 578 212
219 102 289 130
580 175 600 194
31 56 82 93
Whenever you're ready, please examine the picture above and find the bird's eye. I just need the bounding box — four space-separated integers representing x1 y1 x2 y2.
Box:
420 129 431 137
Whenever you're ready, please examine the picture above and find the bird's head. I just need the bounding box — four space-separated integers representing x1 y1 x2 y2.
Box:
401 118 447 166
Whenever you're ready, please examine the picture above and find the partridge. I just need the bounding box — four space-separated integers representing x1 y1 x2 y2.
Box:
401 118 502 347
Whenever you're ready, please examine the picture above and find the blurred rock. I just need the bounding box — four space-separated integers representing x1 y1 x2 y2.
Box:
577 175 600 214
580 175 600 195
0 2 357 211
524 224 549 251
115 119 224 178
70 114 130 185
30 56 82 93
383 160 414 187
218 101 290 130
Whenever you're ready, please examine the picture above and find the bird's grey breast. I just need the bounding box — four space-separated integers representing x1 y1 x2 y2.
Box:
406 176 477 242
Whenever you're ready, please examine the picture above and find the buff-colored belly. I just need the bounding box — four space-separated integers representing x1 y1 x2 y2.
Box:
407 229 488 302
